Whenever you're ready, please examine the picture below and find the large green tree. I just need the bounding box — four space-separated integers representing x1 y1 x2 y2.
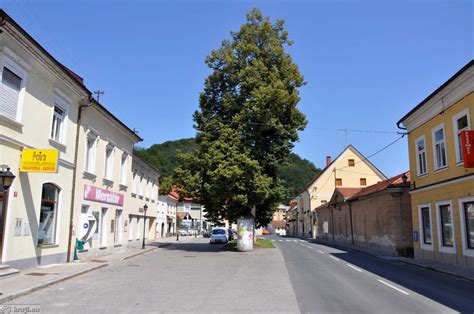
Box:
174 8 307 226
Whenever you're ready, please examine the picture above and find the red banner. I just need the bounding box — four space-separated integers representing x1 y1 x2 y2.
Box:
461 130 474 168
83 185 124 206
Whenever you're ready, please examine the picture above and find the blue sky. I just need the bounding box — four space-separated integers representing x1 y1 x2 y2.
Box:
2 0 473 177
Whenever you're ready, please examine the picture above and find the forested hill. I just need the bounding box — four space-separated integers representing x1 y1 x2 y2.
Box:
134 138 321 202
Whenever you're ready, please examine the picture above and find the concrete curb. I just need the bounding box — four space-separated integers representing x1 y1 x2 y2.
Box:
306 238 474 283
120 247 155 261
397 259 474 283
0 263 108 304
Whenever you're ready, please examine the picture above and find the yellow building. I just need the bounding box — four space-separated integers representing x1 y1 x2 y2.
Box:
297 145 387 238
398 60 474 268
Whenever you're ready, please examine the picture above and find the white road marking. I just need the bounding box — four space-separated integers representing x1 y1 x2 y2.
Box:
285 240 291 242
317 250 325 254
377 279 410 295
278 240 283 242
293 240 298 242
306 245 313 249
346 264 363 272
329 255 340 261
271 240 275 242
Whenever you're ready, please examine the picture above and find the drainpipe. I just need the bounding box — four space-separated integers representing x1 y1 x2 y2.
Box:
66 97 92 262
348 201 355 245
331 207 335 241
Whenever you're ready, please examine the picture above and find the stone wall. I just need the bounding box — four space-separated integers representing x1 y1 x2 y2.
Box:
315 191 413 256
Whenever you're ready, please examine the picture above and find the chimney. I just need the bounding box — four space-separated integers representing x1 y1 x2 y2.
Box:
326 156 331 167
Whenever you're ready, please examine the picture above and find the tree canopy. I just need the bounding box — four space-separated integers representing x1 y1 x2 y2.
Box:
135 138 320 207
172 8 308 227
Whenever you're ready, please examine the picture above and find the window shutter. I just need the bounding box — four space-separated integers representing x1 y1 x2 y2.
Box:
0 68 21 120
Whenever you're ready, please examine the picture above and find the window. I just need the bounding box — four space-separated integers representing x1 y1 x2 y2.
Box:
132 170 138 195
321 200 327 204
437 202 454 248
105 145 114 180
453 109 471 164
421 206 432 244
418 204 433 250
348 159 355 167
432 125 447 170
335 178 342 186
85 134 97 174
145 177 150 199
416 136 427 176
50 105 65 142
120 154 128 186
38 183 60 246
360 178 366 186
139 174 144 197
463 201 474 249
0 57 26 121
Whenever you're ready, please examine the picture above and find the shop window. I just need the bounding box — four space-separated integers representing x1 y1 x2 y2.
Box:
360 178 367 186
38 183 60 246
416 136 427 176
463 201 474 249
452 108 471 164
432 125 447 170
348 159 355 167
335 178 342 186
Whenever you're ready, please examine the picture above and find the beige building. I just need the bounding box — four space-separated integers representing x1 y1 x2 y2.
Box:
0 10 89 269
297 145 387 238
72 97 159 259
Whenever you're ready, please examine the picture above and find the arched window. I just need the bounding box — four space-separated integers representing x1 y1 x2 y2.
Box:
38 183 60 245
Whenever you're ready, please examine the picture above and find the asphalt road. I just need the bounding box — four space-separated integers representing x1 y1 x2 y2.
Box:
9 238 299 313
270 236 474 313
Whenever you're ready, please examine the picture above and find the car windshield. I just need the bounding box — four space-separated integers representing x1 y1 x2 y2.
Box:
212 229 225 235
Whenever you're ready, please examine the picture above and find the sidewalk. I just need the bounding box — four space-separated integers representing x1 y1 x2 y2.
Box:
307 237 474 283
0 244 158 304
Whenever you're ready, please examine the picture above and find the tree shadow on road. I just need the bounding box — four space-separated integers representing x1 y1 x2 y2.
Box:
150 241 230 253
309 240 474 313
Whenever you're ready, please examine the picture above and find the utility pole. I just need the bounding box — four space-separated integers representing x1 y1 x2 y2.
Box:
93 90 104 102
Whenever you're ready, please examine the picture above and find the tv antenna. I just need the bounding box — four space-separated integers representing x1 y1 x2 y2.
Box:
93 90 104 102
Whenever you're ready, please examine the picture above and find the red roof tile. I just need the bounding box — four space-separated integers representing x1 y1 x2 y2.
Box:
176 212 192 219
348 171 410 200
169 187 193 201
271 220 286 229
336 187 362 199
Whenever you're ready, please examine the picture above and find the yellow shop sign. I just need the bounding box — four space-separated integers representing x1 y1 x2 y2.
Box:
20 149 59 173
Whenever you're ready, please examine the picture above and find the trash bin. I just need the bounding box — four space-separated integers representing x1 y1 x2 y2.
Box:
76 239 84 251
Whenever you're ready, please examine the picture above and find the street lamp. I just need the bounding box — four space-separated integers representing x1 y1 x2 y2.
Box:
176 213 179 242
142 204 148 249
0 167 16 191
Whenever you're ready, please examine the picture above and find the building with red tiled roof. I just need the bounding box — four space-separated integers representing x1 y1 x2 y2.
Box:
314 171 413 256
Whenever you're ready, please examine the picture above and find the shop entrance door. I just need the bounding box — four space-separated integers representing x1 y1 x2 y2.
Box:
100 208 108 247
114 209 123 244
